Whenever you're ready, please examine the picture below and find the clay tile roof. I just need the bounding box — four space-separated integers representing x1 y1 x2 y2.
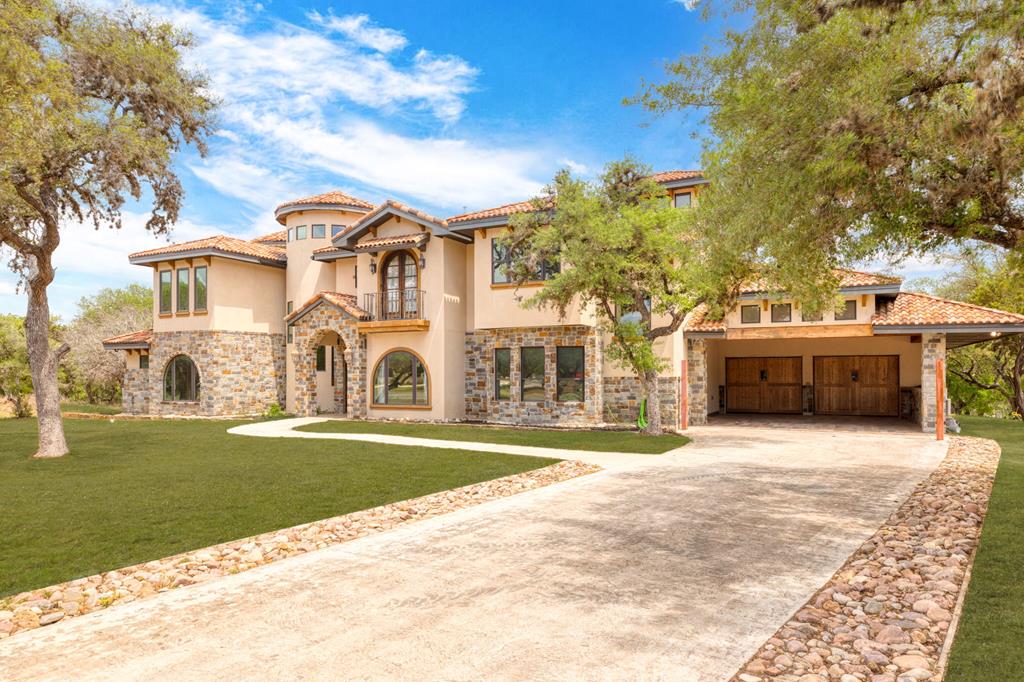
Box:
129 235 286 264
873 292 1024 327
741 268 901 294
252 230 286 244
312 244 346 255
353 233 429 251
357 200 447 229
683 304 726 333
101 329 153 348
274 191 374 224
649 169 704 183
285 291 370 324
447 200 537 225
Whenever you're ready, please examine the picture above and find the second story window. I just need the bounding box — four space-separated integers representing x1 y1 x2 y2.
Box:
194 266 208 312
287 228 294 242
740 305 760 324
159 270 172 314
331 225 344 238
491 239 559 285
673 192 692 208
312 224 326 239
771 303 792 323
295 225 307 240
176 268 189 313
835 300 857 321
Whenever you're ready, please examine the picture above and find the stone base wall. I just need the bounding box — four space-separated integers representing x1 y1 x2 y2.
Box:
602 376 680 429
122 331 286 417
465 325 603 425
289 303 366 419
686 338 708 425
920 333 946 432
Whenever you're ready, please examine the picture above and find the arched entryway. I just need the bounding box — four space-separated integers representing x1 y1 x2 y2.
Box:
312 330 347 415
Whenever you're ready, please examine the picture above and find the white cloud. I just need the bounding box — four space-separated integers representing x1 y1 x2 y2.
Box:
672 0 701 10
307 12 408 53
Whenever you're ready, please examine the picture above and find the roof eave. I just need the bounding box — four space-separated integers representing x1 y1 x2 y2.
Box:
737 283 902 300
684 330 726 338
336 206 471 247
129 248 286 269
102 341 150 350
659 177 709 190
275 202 373 225
873 323 1024 334
449 215 514 231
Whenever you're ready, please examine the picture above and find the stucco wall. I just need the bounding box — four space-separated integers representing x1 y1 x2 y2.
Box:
702 334 923 414
723 294 876 329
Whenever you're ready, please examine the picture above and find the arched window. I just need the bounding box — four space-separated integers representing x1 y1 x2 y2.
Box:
380 251 419 319
372 350 428 406
163 355 200 402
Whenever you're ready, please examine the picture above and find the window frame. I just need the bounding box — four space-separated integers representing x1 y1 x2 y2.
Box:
835 300 857 321
331 225 344 238
311 224 326 239
139 354 149 370
491 237 559 285
556 346 585 402
316 345 327 372
287 228 294 242
295 225 307 240
673 192 693 208
494 348 511 400
162 355 200 402
158 270 172 314
176 267 190 313
771 303 792 323
520 347 546 402
371 349 430 407
740 305 761 324
193 266 208 312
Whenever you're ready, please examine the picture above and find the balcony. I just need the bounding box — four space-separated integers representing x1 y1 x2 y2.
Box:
359 290 429 333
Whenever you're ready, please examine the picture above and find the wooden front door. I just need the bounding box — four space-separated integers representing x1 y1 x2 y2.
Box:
725 357 803 414
382 251 418 319
813 355 899 416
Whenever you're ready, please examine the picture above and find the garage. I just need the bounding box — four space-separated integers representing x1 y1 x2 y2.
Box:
813 355 899 416
725 357 802 414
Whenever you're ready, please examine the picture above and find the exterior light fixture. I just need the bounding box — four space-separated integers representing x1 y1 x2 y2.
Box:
369 257 377 274
419 254 426 269
990 331 1001 337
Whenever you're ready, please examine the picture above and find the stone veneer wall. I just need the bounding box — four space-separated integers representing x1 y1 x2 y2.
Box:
290 303 366 418
465 325 603 425
602 376 680 429
123 331 285 416
686 337 708 425
919 332 946 432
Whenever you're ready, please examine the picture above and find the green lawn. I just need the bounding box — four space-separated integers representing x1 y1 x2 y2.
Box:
61 402 122 415
946 416 1024 679
297 420 690 454
0 418 557 598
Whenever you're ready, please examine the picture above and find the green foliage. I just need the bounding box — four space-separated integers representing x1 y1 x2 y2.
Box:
262 403 286 419
633 0 1024 306
0 315 33 417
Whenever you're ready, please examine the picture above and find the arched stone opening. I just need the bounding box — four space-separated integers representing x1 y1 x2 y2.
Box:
291 302 367 418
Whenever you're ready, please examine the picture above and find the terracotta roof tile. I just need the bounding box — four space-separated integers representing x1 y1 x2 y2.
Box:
873 292 1024 327
649 169 704 183
101 329 153 348
683 304 726 333
129 236 286 264
312 245 347 255
447 200 537 225
353 233 429 251
285 291 370 324
252 230 286 244
276 190 374 213
354 200 447 230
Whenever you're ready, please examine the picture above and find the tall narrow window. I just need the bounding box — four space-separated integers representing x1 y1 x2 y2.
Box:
316 345 326 372
194 266 208 311
494 348 511 400
372 350 428 406
159 271 172 314
835 300 857 321
354 265 358 288
139 354 149 370
176 268 189 313
521 347 545 401
556 347 585 401
287 325 293 344
491 239 510 284
163 355 200 401
311 224 326 239
288 228 294 242
286 301 293 344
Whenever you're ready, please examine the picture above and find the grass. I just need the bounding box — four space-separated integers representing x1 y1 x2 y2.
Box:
60 402 121 415
946 416 1024 679
297 420 690 454
0 418 557 598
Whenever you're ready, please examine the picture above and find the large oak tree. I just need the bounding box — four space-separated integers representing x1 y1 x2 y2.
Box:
0 0 214 456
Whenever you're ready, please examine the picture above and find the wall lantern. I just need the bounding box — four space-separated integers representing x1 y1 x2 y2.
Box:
419 254 426 269
369 257 377 274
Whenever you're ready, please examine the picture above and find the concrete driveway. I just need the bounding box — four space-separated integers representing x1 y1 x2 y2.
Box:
0 422 946 681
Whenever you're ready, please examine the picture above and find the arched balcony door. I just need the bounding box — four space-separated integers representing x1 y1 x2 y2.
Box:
381 251 419 320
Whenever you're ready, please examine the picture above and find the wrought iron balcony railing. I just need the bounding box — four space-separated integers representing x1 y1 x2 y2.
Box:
364 289 426 321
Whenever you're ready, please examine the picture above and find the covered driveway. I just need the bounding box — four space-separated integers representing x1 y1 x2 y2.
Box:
0 423 945 681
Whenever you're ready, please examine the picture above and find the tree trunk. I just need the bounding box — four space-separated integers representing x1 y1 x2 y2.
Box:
25 262 70 458
642 370 663 435
1012 339 1024 420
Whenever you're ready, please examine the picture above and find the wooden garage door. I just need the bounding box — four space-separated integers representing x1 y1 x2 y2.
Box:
725 357 802 414
813 355 899 416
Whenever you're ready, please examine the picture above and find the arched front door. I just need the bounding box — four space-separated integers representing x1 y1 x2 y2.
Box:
382 251 418 319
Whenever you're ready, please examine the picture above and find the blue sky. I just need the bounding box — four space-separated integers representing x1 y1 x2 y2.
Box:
0 0 945 319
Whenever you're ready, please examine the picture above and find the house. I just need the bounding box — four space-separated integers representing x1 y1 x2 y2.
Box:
103 171 1024 432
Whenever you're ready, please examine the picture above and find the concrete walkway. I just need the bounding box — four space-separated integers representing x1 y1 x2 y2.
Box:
0 423 946 681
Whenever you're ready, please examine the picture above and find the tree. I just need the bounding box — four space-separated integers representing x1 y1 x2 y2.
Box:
64 284 151 404
0 1 215 457
0 315 34 418
632 0 1024 307
920 250 1024 419
506 159 721 435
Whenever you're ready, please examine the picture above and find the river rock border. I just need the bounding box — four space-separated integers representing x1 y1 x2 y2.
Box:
0 459 600 640
732 436 999 682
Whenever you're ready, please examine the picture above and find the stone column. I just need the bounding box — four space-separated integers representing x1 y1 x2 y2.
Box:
920 332 946 432
686 337 708 426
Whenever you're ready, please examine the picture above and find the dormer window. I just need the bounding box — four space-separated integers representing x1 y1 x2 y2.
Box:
673 192 692 208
